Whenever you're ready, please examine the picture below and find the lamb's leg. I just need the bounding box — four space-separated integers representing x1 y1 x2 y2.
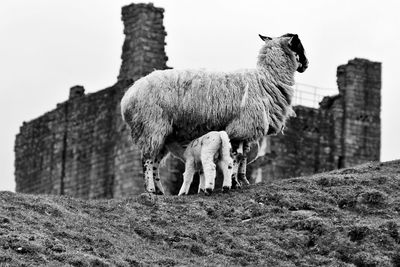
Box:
178 159 196 196
198 170 205 194
201 154 217 196
218 158 234 193
142 158 156 193
237 141 251 186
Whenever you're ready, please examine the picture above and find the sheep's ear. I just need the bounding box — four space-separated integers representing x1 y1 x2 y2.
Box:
259 34 272 41
287 34 299 48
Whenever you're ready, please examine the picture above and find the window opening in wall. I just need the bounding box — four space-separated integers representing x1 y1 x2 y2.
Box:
338 156 345 169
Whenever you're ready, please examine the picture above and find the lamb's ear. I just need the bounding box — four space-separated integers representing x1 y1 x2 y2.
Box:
259 34 272 41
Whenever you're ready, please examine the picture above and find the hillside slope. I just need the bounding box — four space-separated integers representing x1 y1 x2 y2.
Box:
1 161 400 266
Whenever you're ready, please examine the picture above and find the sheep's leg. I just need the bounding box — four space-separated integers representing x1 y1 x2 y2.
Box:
137 115 173 194
178 159 196 196
152 154 165 195
198 170 205 194
232 156 241 189
254 167 263 184
142 158 156 193
238 157 250 185
230 142 242 189
237 141 251 186
141 150 166 195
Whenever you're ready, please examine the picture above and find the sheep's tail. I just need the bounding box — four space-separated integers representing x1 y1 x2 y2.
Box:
219 131 232 160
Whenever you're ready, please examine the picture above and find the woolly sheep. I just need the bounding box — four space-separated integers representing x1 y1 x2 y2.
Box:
121 33 308 194
173 131 234 196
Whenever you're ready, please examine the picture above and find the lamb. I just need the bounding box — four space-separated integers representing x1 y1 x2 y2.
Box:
165 131 234 196
121 33 308 194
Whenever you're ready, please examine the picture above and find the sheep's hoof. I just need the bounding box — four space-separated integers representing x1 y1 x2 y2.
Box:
137 193 157 206
238 174 250 185
232 180 241 189
198 189 205 194
205 188 213 196
222 186 230 193
154 187 164 195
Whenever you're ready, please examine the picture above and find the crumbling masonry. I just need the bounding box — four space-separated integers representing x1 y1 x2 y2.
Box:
14 3 381 199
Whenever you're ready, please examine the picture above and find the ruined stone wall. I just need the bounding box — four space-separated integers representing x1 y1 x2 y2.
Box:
15 106 66 195
259 106 324 181
61 85 123 199
15 81 138 199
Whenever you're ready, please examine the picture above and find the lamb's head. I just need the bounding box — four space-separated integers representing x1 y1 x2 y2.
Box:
258 33 308 73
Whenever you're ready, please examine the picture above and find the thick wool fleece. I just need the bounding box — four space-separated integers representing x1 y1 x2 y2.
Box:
121 36 298 158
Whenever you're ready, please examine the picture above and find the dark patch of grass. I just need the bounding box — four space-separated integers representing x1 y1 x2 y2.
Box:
348 225 370 242
358 189 388 207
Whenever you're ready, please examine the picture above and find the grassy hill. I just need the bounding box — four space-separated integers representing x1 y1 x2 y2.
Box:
1 160 400 266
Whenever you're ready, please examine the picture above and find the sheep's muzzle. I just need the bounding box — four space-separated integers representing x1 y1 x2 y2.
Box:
297 54 309 73
297 59 308 73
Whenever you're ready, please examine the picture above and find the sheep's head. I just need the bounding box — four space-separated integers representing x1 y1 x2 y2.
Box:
259 33 308 73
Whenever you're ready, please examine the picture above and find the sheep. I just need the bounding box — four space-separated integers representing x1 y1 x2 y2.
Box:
121 33 308 194
171 131 234 196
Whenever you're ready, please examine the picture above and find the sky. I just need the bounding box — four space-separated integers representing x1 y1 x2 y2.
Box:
1 0 399 191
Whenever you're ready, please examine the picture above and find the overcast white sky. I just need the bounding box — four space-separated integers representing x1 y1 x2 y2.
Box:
1 0 399 191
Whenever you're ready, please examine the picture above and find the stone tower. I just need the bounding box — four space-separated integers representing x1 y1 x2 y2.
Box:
118 3 168 82
336 58 381 168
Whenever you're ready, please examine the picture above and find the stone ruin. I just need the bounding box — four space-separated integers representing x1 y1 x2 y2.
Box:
14 3 381 199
